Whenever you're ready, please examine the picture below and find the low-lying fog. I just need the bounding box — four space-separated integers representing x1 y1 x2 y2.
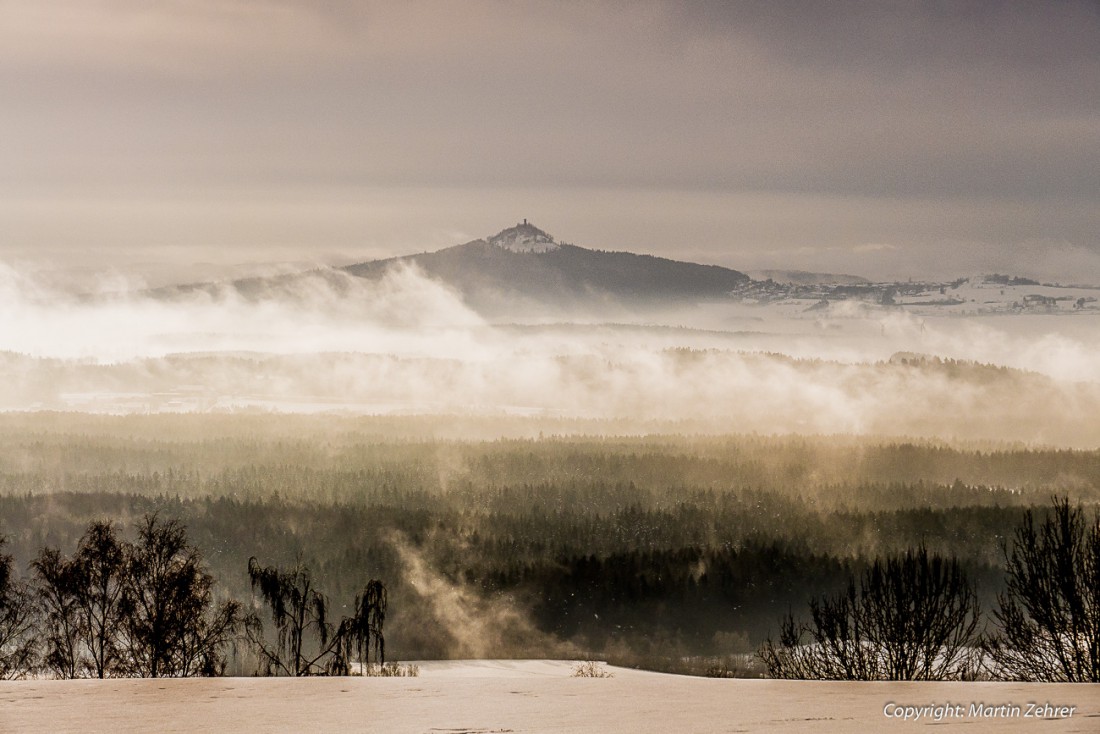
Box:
3 262 1099 444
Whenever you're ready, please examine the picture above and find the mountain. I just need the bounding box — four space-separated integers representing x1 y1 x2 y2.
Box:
486 221 559 253
340 222 750 314
154 222 751 316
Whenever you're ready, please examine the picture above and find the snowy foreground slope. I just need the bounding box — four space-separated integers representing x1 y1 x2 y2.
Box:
1 661 1097 733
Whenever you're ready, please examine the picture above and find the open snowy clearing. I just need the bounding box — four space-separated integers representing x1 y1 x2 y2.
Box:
1 660 1097 733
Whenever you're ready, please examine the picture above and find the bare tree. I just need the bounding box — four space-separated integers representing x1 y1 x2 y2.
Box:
245 557 386 676
175 597 244 677
31 546 82 678
245 556 336 676
0 538 37 679
35 521 128 678
760 546 980 680
35 517 240 679
986 498 1100 681
332 580 387 675
71 521 127 678
120 515 242 678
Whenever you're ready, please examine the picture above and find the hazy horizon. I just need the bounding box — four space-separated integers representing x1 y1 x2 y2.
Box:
0 255 1098 446
2 1 1098 283
2 0 1099 442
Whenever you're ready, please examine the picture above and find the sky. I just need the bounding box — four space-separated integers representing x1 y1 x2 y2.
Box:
1 0 1098 285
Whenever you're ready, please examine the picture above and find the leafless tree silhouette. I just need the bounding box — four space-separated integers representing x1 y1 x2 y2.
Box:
34 517 239 678
986 498 1100 681
120 515 241 677
245 557 386 676
0 538 37 679
760 546 980 680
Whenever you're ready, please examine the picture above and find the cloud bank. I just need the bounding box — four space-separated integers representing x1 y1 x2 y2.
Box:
2 262 1100 445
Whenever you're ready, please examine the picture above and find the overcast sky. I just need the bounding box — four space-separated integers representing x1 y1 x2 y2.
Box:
1 0 1098 283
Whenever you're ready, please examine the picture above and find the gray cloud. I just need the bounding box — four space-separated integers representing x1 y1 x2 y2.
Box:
0 0 1096 278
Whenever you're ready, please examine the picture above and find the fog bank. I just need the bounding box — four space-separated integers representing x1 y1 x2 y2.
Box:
2 262 1099 444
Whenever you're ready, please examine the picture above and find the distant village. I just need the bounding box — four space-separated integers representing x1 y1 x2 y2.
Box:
731 273 1098 315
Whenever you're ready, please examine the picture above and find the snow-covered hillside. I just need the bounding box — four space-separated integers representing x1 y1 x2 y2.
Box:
2 661 1094 732
487 221 560 253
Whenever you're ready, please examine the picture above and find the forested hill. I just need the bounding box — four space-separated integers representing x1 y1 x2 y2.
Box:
342 224 750 313
149 223 750 316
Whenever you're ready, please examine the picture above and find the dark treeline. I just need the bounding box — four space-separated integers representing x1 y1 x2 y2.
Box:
4 418 1100 507
0 490 1013 668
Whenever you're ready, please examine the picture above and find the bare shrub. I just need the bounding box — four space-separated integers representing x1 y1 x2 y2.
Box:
571 660 613 678
362 662 419 677
701 655 765 678
704 665 737 678
759 546 980 680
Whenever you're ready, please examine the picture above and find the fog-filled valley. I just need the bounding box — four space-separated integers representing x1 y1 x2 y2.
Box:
5 258 1100 445
3 242 1100 676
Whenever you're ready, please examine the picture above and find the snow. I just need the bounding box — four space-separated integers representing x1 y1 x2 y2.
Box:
488 222 559 253
1 660 1097 733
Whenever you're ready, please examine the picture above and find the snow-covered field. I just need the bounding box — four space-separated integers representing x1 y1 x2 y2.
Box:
1 661 1097 733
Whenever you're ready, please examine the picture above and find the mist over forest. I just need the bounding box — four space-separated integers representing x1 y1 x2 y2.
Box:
3 259 1100 444
1 417 1096 671
3 246 1100 676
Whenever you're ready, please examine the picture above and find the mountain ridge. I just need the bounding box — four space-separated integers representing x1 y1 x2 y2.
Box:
150 222 752 315
340 223 751 314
